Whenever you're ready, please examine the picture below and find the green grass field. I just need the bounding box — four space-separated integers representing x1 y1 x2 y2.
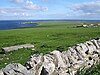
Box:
0 21 100 72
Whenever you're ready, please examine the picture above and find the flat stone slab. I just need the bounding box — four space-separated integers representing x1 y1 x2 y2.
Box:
2 44 34 53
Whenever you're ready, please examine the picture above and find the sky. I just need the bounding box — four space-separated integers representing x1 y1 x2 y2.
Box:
0 0 100 20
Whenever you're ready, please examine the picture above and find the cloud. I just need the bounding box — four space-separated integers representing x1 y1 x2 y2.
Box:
0 10 7 15
0 0 48 18
10 0 24 4
14 12 31 17
0 11 7 14
71 1 100 15
23 0 48 11
10 0 48 11
0 8 6 14
0 7 25 13
0 6 31 17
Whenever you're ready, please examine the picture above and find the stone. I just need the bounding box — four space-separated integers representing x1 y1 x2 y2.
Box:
84 59 94 68
0 70 4 75
66 50 78 65
91 39 100 49
80 43 88 52
74 45 85 60
68 47 79 60
97 39 100 46
51 50 66 68
3 63 34 75
26 54 43 70
92 54 100 64
26 54 44 75
42 55 55 75
85 41 97 54
40 67 48 75
50 50 69 75
72 60 84 70
2 44 34 53
62 51 71 68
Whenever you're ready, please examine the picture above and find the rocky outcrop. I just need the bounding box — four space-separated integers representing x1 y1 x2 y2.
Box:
1 38 100 75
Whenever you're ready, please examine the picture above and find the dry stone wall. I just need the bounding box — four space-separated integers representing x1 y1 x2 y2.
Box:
0 38 100 75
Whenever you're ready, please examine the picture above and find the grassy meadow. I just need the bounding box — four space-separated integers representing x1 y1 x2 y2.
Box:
0 21 100 71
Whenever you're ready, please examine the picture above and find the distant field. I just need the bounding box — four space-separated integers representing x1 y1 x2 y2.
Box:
37 21 82 28
0 21 100 69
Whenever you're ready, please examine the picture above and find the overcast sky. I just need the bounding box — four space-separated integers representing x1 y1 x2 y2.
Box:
0 0 100 20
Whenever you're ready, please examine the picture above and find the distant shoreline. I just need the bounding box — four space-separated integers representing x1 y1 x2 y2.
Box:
0 20 100 30
1 19 100 22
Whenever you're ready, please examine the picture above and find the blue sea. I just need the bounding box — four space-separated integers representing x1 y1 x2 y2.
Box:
0 20 38 30
0 20 100 30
